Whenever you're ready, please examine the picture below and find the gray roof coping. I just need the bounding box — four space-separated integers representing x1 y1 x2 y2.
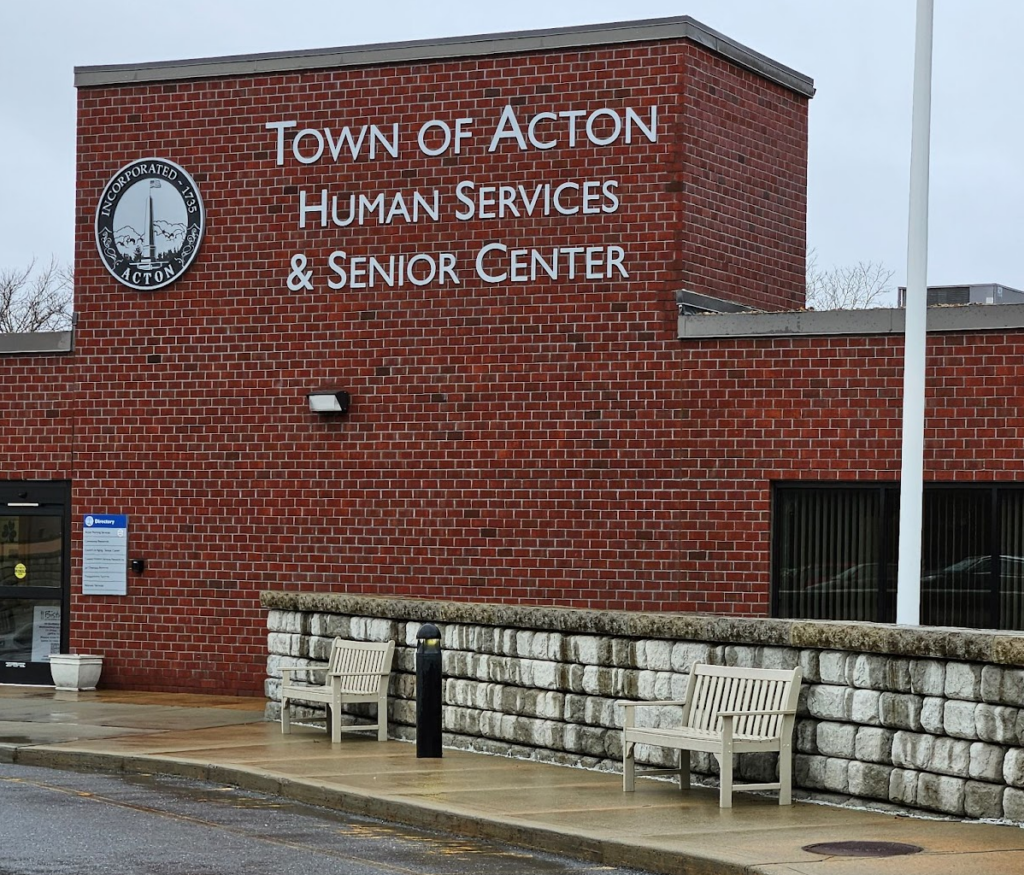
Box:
678 303 1024 340
74 16 814 98
0 331 73 356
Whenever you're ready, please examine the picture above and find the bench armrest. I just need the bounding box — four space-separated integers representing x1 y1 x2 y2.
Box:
282 668 390 678
618 699 688 729
618 699 688 710
718 708 797 717
280 667 326 682
718 707 798 743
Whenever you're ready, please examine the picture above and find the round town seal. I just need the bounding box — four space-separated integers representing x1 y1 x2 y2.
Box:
95 158 204 291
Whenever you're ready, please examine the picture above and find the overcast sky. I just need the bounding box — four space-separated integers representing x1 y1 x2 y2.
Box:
2 1 1021 297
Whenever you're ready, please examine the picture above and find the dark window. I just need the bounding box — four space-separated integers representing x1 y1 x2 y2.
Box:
772 484 1024 631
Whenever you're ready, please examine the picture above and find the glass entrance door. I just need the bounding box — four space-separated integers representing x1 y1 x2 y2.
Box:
0 482 70 685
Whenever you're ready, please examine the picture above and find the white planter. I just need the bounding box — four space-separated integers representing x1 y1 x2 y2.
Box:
49 654 104 691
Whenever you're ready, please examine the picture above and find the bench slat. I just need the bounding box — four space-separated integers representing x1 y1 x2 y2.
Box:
332 642 391 694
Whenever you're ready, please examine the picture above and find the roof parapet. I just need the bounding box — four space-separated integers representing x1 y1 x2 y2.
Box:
74 16 814 98
678 303 1024 340
0 331 74 356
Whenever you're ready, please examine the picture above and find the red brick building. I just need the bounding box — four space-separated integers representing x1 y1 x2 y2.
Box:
6 17 1018 695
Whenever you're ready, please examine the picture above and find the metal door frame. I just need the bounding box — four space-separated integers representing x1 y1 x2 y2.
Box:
0 481 71 685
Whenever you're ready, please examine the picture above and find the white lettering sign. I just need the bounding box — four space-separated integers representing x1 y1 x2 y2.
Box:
266 104 658 291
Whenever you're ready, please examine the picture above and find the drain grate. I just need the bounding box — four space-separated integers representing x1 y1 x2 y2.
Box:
802 840 923 858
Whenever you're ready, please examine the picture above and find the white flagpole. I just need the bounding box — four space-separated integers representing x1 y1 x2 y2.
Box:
896 0 935 625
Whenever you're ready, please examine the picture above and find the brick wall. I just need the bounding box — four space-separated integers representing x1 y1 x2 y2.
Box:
0 354 74 479
676 329 1024 616
675 47 808 310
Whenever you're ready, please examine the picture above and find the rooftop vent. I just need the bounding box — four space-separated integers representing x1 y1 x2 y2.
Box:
897 283 1024 307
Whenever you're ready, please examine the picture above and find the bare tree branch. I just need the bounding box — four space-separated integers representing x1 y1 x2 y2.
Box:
805 249 895 310
0 257 74 332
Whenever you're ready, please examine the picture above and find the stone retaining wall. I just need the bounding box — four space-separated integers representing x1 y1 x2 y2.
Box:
261 592 1024 822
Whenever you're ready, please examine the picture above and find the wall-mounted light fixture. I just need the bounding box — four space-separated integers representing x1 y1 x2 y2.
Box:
130 559 146 574
307 390 350 414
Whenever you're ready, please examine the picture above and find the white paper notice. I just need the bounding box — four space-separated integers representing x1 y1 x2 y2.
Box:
32 605 61 662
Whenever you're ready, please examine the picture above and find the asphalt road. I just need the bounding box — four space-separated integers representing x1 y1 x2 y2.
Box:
0 763 648 875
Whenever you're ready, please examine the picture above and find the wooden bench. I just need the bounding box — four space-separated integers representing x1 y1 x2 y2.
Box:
280 638 395 743
621 663 802 808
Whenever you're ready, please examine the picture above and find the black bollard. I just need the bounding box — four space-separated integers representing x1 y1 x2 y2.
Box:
415 623 443 758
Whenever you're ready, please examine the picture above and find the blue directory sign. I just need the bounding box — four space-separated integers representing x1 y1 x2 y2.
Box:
82 514 128 595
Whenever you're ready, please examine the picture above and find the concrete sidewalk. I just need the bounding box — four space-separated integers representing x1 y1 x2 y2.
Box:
2 686 1023 874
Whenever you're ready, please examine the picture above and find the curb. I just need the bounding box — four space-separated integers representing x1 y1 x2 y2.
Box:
5 744 744 875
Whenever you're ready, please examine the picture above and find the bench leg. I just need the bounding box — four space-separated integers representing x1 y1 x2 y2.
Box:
719 719 735 808
622 738 636 792
280 696 290 734
376 695 388 742
330 702 342 744
679 749 691 791
779 745 793 805
718 753 733 809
